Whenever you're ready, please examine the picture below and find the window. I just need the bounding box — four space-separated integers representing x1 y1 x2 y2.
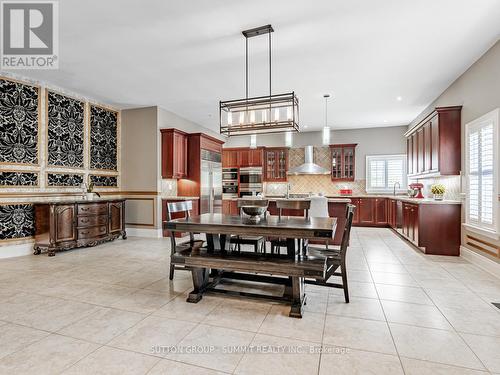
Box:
366 154 407 193
465 109 499 237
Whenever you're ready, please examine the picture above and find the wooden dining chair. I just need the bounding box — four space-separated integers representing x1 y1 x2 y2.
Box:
166 200 205 280
306 203 356 302
229 199 267 253
270 200 311 255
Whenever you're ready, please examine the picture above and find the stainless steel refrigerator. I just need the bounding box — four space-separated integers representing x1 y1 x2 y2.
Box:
200 150 222 214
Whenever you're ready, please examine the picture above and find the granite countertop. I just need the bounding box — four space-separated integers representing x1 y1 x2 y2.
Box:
237 196 352 203
325 195 462 205
161 196 200 200
0 195 127 205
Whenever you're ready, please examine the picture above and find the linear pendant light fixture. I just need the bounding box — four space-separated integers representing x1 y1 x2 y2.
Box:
220 24 299 137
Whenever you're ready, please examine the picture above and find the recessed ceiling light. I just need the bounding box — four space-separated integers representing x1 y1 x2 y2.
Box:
383 120 388 123
304 125 308 128
396 96 402 101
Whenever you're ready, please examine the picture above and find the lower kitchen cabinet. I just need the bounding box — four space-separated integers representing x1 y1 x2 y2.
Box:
398 203 461 256
222 200 239 215
352 198 387 227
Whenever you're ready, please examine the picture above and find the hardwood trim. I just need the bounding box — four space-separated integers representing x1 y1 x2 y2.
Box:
0 236 35 243
329 143 358 148
0 191 158 198
466 241 498 258
466 235 500 251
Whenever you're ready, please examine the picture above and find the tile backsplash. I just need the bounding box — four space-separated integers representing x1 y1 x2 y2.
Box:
161 179 177 196
265 176 367 196
409 175 462 200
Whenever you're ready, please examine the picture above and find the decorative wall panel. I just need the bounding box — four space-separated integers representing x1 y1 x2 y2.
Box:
0 204 35 240
90 175 117 187
0 78 39 165
47 91 84 167
47 173 84 187
0 171 38 187
90 105 118 171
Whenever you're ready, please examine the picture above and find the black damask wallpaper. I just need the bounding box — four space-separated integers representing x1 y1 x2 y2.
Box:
90 105 117 171
90 175 117 187
0 171 38 187
47 173 84 187
0 78 39 164
0 204 35 240
47 91 84 167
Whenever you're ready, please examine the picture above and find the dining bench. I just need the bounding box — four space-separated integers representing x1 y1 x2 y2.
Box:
171 247 332 318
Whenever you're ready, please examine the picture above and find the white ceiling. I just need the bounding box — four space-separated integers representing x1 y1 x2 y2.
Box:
7 0 500 132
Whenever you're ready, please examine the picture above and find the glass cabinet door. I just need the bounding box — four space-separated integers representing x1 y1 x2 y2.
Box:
343 147 354 180
331 148 342 179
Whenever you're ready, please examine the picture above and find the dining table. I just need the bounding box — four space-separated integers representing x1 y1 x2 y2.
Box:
165 213 337 317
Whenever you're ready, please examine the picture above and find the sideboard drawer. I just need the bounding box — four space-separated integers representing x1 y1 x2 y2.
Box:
77 225 107 239
77 203 107 216
77 215 108 227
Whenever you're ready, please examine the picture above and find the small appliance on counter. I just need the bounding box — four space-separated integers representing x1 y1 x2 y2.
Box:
408 183 424 198
339 189 352 196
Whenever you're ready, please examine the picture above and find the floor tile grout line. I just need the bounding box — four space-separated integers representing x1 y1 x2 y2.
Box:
363 231 407 375
317 288 330 375
379 232 491 373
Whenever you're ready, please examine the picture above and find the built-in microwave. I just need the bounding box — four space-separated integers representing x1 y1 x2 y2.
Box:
239 167 262 184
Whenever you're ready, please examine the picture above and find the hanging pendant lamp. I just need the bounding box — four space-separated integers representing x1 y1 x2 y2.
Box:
322 94 331 145
220 24 299 137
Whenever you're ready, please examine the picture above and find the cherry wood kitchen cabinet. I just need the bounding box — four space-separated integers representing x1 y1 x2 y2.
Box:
374 198 388 225
264 148 289 181
222 200 239 215
161 128 188 179
222 147 264 168
330 144 357 181
406 106 461 178
222 149 238 167
33 200 126 256
402 203 419 244
388 199 399 229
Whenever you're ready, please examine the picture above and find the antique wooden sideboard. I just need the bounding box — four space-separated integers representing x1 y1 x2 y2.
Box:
33 199 126 256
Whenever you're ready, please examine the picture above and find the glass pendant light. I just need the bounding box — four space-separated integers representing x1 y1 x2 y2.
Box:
322 94 331 146
285 131 292 147
250 134 257 149
227 112 232 126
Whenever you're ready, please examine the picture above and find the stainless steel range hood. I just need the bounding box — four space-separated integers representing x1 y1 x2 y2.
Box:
288 146 330 175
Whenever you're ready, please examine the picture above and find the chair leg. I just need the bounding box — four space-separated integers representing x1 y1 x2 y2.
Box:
169 263 175 280
341 264 349 303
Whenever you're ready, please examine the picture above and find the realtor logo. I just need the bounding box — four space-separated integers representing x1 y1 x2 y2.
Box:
1 0 59 69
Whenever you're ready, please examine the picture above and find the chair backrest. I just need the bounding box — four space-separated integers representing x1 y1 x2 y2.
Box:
339 203 356 263
276 199 310 219
309 196 329 218
166 200 194 248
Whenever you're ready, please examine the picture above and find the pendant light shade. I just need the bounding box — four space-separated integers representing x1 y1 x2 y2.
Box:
322 94 331 146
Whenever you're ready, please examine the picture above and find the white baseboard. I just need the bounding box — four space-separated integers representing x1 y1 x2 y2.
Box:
126 227 162 238
460 245 500 280
0 242 34 259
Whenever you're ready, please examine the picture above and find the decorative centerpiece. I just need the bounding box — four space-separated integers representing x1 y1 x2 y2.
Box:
431 184 446 200
239 199 269 223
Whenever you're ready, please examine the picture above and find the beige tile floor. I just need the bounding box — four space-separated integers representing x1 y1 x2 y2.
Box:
0 228 499 374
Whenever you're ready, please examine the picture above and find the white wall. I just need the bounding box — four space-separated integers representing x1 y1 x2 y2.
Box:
224 126 407 178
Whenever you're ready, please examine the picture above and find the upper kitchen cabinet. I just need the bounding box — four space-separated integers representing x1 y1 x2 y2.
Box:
161 128 188 179
330 144 357 181
222 149 238 167
222 147 264 167
264 147 289 181
406 106 462 178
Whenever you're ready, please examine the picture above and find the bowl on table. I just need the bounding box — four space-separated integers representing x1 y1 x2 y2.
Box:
239 199 269 223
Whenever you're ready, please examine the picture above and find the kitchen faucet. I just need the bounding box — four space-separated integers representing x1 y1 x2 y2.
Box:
393 181 401 196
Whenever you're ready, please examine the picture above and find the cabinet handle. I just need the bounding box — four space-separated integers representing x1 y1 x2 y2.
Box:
81 218 89 223
81 207 89 211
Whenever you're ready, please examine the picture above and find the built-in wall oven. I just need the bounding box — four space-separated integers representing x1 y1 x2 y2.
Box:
222 168 238 182
222 168 239 199
239 167 263 197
